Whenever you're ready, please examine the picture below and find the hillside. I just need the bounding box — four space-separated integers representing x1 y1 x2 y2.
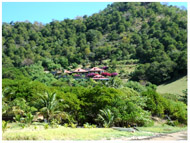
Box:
2 2 187 84
157 76 187 95
2 2 187 134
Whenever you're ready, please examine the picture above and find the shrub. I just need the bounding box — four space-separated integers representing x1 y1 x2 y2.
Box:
13 114 22 123
51 119 60 128
103 123 109 128
166 120 174 126
124 81 146 93
24 112 34 126
64 123 69 128
101 72 111 77
83 122 92 128
169 101 187 124
121 102 153 127
163 98 187 124
102 66 108 70
92 124 97 128
142 90 165 116
44 123 49 129
70 123 77 128
111 72 118 77
142 90 187 125
2 120 9 133
97 109 114 128
20 123 26 129
72 63 78 69
107 77 123 88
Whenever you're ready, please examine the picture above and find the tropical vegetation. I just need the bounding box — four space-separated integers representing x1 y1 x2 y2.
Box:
2 2 187 140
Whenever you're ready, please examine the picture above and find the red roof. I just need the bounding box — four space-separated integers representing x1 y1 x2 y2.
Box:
73 68 88 73
89 67 104 72
64 70 72 74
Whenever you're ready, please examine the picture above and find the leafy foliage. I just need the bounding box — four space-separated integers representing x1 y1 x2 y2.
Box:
97 109 114 127
2 121 9 133
37 92 60 122
124 81 147 93
2 2 187 128
2 2 187 84
142 90 187 124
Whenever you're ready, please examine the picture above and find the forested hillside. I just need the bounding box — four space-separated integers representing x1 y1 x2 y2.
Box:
2 3 187 132
2 2 187 84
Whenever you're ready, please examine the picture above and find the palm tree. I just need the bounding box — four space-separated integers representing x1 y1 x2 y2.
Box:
38 92 59 123
2 87 15 114
97 109 114 127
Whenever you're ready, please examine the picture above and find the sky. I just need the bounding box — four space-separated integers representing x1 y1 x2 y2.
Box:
2 2 187 24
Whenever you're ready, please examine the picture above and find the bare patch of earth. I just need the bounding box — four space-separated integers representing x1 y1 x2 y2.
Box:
101 131 187 141
142 130 187 141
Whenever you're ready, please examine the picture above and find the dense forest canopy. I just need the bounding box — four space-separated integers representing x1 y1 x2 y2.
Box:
2 2 187 84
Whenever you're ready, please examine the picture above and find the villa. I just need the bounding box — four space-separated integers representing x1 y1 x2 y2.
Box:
47 67 117 80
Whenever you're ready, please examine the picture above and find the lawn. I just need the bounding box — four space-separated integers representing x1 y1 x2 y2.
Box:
157 76 187 95
2 123 187 140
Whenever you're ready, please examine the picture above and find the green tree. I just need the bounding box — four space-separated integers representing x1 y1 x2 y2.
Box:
37 92 60 123
97 109 114 127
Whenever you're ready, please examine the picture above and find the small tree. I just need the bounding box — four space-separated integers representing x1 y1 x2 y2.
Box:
2 120 9 133
38 92 59 123
24 112 34 126
97 109 114 128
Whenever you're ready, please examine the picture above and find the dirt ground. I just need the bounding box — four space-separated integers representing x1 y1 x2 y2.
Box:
133 130 188 141
146 130 187 141
108 130 188 141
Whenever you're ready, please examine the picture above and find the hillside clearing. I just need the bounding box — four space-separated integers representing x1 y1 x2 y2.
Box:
157 76 187 95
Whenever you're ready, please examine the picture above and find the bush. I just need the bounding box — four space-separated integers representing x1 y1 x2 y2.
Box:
44 123 49 129
2 120 9 133
97 109 114 128
83 122 92 128
70 123 77 128
111 72 118 77
92 124 97 128
102 66 108 70
24 112 34 126
60 85 147 126
50 119 60 128
124 81 146 93
113 101 153 127
20 123 26 129
64 123 69 128
142 90 165 116
101 72 111 77
142 90 187 124
13 114 23 123
165 100 187 124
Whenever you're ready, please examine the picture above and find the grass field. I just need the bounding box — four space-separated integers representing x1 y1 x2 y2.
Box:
157 76 187 95
3 123 187 140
